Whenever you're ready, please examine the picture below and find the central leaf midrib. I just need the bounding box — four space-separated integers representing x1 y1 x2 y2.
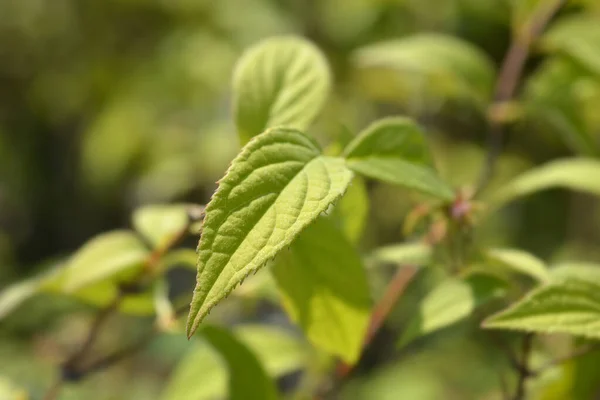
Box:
199 155 330 314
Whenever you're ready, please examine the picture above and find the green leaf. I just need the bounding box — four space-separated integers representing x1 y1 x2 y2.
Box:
353 34 495 104
162 325 309 400
272 218 371 364
485 248 550 282
234 324 311 375
132 204 191 249
187 128 353 336
61 231 149 292
343 117 454 200
543 15 600 77
159 249 198 271
369 242 432 267
399 273 507 347
483 279 600 339
201 325 278 400
233 36 331 144
487 158 600 209
334 176 369 243
551 262 600 282
0 277 45 320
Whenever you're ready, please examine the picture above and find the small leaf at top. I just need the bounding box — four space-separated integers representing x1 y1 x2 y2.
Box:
343 117 454 200
399 272 507 348
187 128 353 337
485 248 550 282
201 325 278 400
483 279 600 339
62 230 149 292
233 36 331 144
132 204 192 249
272 218 371 364
487 158 600 210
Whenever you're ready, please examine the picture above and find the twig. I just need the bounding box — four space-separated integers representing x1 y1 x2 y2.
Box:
476 0 566 193
335 265 419 378
41 208 202 400
513 334 534 400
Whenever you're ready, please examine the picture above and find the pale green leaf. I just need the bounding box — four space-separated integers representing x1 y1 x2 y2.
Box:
62 231 149 292
233 36 331 144
187 128 353 336
272 218 371 364
369 242 432 267
550 262 600 282
132 204 191 249
486 248 550 282
158 249 197 270
399 273 507 347
0 277 45 320
353 34 495 104
343 117 454 200
162 325 309 400
483 279 600 339
487 158 600 209
334 176 369 243
543 15 600 77
201 325 278 400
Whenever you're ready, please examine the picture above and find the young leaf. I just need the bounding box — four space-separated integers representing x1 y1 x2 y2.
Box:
483 279 600 339
353 34 495 103
543 15 600 77
485 248 550 282
399 273 507 348
201 325 278 400
132 204 191 249
369 242 432 267
343 117 454 200
233 36 331 144
62 231 149 292
187 128 353 337
272 218 371 364
487 158 600 209
334 176 369 243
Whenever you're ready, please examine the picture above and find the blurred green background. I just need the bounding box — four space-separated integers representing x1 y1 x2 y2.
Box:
1 0 600 399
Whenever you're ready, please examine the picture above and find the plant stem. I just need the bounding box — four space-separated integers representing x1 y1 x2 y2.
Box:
513 334 534 400
477 0 566 193
335 265 418 378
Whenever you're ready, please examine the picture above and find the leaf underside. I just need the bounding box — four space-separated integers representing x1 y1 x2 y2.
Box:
187 128 353 336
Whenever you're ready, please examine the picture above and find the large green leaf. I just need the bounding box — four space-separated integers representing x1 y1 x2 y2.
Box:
162 325 309 400
399 273 507 347
187 128 353 336
483 279 600 339
343 117 454 200
485 248 550 282
132 204 191 249
202 325 278 400
543 15 600 77
233 36 331 144
62 231 149 292
487 158 600 209
272 218 371 364
353 34 495 104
